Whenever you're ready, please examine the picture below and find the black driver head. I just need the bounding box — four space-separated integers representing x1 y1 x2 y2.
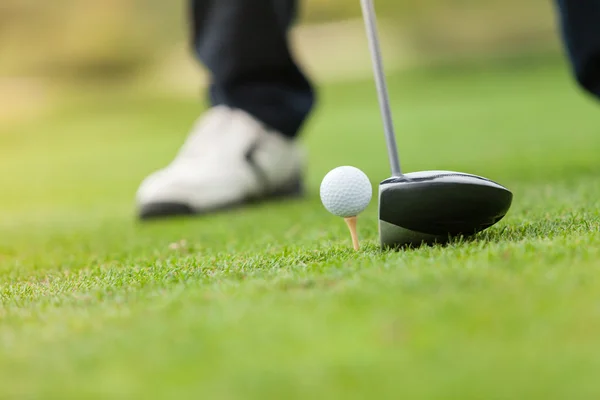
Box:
379 170 513 249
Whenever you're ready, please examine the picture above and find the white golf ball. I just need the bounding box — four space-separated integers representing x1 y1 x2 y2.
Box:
320 166 372 218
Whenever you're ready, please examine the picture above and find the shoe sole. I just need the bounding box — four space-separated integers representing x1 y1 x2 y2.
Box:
138 178 304 220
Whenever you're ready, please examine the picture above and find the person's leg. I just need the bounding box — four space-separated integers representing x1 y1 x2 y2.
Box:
555 0 600 99
190 0 315 138
136 0 311 218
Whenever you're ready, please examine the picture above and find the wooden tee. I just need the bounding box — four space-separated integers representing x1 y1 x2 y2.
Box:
344 216 360 251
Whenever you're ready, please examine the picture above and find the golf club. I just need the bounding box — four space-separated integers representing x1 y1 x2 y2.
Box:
360 0 513 248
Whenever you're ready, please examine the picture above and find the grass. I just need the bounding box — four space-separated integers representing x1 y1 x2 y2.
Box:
1 56 600 398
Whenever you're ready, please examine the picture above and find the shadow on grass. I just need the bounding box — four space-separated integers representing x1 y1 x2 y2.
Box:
478 213 598 241
379 213 599 252
455 213 599 246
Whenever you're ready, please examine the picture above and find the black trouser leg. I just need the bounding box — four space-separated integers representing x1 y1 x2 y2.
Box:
190 0 315 138
555 0 600 99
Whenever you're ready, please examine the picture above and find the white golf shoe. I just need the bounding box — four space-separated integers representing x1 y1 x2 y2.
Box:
136 106 304 219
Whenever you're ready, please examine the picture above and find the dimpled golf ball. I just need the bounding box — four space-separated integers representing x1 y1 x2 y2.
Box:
320 166 372 218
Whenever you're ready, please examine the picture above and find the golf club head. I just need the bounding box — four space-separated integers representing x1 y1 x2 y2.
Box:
379 171 513 249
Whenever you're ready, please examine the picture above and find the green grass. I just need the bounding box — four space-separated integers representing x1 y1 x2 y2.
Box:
1 57 600 399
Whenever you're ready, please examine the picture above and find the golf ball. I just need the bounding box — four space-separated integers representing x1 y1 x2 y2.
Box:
320 166 372 218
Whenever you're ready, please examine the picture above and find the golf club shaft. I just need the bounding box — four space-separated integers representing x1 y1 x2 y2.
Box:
360 0 402 176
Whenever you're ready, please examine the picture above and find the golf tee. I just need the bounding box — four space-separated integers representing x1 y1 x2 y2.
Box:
344 216 360 251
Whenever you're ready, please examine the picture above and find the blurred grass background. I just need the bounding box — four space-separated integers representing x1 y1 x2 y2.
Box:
0 0 565 124
0 0 587 232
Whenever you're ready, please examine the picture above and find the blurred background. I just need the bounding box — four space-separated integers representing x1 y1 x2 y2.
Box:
3 0 595 224
0 0 562 124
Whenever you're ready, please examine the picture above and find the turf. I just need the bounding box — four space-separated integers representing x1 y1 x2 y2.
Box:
1 57 600 399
